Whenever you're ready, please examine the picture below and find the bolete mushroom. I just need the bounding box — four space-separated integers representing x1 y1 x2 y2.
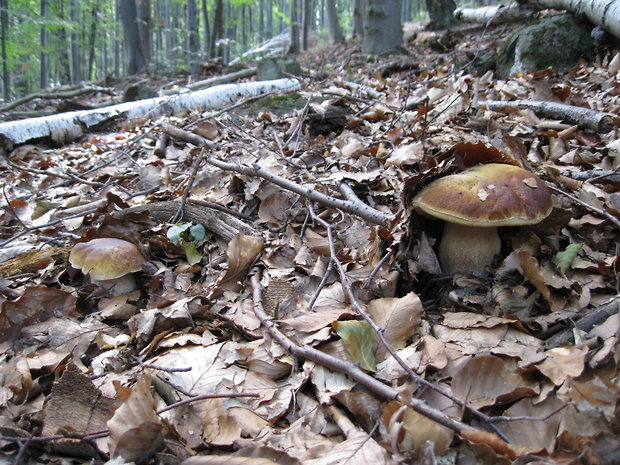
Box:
69 238 146 295
412 163 552 276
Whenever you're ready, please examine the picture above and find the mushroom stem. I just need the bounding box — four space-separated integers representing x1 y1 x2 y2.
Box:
438 223 501 276
91 274 137 296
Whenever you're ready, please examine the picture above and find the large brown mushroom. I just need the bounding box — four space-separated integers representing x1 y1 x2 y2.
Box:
69 238 146 295
412 163 553 276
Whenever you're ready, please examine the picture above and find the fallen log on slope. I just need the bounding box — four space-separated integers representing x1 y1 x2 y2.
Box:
521 0 620 40
480 99 615 133
0 78 300 150
454 3 529 24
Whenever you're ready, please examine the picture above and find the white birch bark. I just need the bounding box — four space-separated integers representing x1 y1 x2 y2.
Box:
0 78 300 146
525 0 620 39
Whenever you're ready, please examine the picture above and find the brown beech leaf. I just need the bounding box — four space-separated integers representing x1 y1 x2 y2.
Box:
536 346 587 385
218 233 264 291
496 396 565 454
107 375 163 463
367 292 423 362
258 192 295 224
201 398 242 446
0 286 77 342
451 354 538 409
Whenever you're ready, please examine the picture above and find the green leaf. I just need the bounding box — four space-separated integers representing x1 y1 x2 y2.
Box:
189 224 206 242
178 239 203 266
333 320 377 372
554 243 583 274
167 223 192 245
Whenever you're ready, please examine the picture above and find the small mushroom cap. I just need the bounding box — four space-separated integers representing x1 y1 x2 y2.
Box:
412 163 552 226
69 238 146 280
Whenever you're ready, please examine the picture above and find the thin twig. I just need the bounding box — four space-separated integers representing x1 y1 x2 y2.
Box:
547 184 620 229
171 147 205 223
160 123 392 227
306 205 511 441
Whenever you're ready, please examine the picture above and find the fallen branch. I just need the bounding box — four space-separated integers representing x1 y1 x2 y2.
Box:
160 122 393 227
544 296 620 348
0 85 115 113
163 67 257 95
249 272 516 459
480 100 614 133
547 184 620 229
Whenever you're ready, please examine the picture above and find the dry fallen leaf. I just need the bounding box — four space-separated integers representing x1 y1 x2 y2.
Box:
107 375 163 463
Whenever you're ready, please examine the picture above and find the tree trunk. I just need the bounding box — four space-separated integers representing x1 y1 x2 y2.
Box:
425 0 456 30
201 0 210 56
118 0 147 75
353 0 366 36
0 0 9 101
86 1 100 81
266 0 273 38
302 0 312 49
136 0 152 62
187 0 201 76
326 0 344 44
70 0 81 83
211 0 224 58
289 0 300 53
363 0 402 54
40 0 49 89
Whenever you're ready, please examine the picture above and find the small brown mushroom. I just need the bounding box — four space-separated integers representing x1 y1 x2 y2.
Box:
69 238 146 295
412 163 553 276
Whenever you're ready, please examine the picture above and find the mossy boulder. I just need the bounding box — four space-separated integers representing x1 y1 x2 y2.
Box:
496 14 594 78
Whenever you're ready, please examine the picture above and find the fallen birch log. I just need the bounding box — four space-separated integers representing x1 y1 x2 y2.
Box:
522 0 620 40
0 78 300 148
454 3 528 24
480 99 615 133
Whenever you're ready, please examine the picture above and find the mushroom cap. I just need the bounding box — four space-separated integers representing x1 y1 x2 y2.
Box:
412 163 552 227
69 238 146 280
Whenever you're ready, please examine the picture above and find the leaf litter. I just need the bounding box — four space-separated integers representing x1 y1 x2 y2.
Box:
0 24 619 465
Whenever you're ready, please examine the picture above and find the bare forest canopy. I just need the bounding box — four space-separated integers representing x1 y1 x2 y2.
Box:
0 1 620 465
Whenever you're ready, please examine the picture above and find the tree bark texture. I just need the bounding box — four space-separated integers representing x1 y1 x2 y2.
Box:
363 0 403 54
426 0 457 29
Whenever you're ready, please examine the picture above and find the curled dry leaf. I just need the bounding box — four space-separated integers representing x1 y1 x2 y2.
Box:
218 233 264 291
536 346 587 386
107 375 163 463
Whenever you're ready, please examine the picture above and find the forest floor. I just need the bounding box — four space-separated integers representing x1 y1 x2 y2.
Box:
0 18 619 465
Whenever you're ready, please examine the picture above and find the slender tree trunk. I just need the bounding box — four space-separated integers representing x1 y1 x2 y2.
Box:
211 0 223 58
0 0 9 101
187 0 201 76
326 0 344 44
40 0 49 89
289 0 300 53
301 0 312 50
201 0 210 56
136 0 152 62
118 0 147 75
266 0 273 38
87 0 99 80
114 2 121 75
70 0 81 83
